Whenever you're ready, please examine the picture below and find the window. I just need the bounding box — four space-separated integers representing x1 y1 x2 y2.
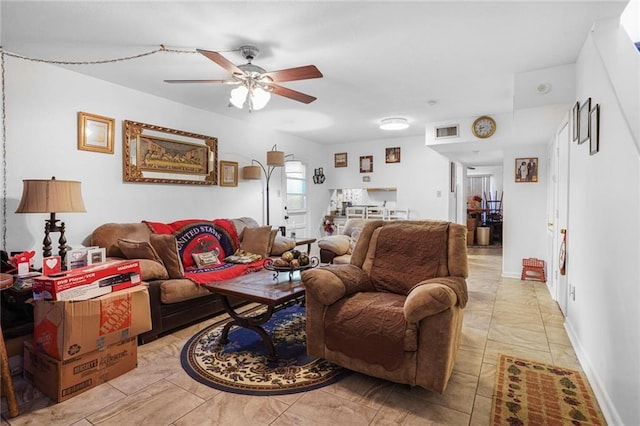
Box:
285 161 308 238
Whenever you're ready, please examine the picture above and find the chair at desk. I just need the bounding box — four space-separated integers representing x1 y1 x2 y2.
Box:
484 191 503 244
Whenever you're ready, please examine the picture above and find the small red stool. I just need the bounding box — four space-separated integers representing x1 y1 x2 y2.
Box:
521 258 546 282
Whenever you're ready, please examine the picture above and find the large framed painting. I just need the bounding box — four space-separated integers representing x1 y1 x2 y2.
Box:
123 120 217 185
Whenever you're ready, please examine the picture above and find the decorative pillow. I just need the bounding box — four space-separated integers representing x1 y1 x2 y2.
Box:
149 234 185 279
192 249 221 268
240 226 272 259
117 238 164 264
270 235 296 256
136 258 170 281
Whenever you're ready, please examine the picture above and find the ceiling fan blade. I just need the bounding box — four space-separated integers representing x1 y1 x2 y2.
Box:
262 65 323 83
164 79 234 84
267 84 317 104
196 49 244 75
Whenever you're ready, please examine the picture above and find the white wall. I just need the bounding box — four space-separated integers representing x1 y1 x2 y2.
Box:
502 144 548 277
566 22 640 425
324 135 452 221
4 57 329 265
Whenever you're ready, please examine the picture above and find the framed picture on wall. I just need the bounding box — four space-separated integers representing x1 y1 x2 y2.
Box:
450 162 456 192
385 147 400 163
515 157 538 183
589 104 600 155
578 97 591 145
359 155 373 173
572 101 580 142
334 152 347 168
219 160 238 187
78 111 115 154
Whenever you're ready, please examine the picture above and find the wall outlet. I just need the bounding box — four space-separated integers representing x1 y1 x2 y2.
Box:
569 284 576 301
436 190 442 198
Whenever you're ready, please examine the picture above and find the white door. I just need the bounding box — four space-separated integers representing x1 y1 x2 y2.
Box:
550 118 570 315
284 161 309 239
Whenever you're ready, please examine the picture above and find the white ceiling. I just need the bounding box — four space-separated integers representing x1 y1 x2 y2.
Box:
1 1 629 167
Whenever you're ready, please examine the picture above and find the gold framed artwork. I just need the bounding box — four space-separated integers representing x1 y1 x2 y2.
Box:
334 152 347 168
385 147 400 163
78 111 115 154
123 120 218 185
515 157 538 183
219 161 238 187
360 155 373 173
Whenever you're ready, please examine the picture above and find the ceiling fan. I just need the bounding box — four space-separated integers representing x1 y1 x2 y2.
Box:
165 45 323 111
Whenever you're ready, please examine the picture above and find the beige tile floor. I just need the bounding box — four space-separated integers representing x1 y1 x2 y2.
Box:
1 247 583 425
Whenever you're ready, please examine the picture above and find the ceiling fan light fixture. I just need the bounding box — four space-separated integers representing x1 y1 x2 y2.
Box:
250 87 271 110
229 85 248 108
380 117 409 131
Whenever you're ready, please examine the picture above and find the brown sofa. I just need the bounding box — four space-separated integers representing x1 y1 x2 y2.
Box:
301 220 468 393
90 217 295 344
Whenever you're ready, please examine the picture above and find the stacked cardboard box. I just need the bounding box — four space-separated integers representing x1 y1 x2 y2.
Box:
25 284 152 401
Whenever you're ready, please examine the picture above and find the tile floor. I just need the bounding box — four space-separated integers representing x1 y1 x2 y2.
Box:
1 247 583 425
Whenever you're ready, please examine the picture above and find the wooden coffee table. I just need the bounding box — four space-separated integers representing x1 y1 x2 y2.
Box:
203 269 305 361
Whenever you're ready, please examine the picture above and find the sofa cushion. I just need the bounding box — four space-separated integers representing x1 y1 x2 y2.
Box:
117 238 164 264
158 278 212 304
137 258 170 281
149 234 185 279
240 226 272 259
317 235 350 256
270 235 296 255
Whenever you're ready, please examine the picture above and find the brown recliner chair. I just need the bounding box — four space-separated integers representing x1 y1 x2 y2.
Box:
301 220 468 393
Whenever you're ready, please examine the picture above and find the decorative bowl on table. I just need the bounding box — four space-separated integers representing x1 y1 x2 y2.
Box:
263 255 319 280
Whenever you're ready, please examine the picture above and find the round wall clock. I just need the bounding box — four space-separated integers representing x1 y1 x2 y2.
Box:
472 116 496 138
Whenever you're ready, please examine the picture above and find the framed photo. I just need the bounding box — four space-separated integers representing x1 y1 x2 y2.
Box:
590 104 600 155
219 160 238 186
78 111 115 154
123 120 218 185
87 247 106 265
578 98 591 145
385 147 401 163
359 155 373 173
515 157 538 183
334 152 347 168
572 101 580 142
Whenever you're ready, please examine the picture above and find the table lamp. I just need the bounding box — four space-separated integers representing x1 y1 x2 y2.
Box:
15 177 86 268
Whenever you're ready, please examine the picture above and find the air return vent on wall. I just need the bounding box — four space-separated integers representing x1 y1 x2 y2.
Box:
435 124 459 139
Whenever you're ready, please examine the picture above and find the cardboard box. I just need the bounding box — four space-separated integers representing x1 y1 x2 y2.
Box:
33 259 142 301
34 285 151 360
24 338 137 402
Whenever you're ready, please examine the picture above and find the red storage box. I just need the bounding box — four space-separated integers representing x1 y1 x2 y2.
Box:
33 259 141 301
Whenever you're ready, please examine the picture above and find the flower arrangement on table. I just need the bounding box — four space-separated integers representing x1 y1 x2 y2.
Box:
468 195 483 209
323 218 336 235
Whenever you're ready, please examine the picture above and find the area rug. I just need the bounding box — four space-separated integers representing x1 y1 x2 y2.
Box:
181 304 351 395
491 354 606 425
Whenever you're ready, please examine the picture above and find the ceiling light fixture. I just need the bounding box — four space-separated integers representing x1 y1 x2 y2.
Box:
229 81 272 111
379 117 409 131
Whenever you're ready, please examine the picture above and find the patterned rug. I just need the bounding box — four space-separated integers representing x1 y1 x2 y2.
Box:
492 354 607 425
181 304 350 395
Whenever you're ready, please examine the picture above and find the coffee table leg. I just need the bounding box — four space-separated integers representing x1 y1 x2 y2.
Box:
219 297 278 361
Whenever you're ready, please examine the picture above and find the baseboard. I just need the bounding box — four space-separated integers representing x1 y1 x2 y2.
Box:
501 271 520 279
564 320 623 425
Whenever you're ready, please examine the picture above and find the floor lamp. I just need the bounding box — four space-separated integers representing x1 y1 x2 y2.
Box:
15 177 86 269
242 146 289 226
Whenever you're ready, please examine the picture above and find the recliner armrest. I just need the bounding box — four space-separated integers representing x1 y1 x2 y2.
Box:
317 235 351 256
302 264 372 305
403 281 459 323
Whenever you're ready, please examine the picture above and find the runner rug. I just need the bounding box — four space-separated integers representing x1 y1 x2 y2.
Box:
491 354 607 425
181 304 351 396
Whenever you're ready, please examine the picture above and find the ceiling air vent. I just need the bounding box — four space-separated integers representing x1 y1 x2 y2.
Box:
435 124 459 140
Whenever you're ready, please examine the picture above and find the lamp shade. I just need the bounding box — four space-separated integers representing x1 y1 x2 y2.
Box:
15 178 86 213
266 150 285 166
242 165 262 180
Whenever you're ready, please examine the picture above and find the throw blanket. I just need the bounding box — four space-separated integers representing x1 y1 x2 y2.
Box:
145 219 262 284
